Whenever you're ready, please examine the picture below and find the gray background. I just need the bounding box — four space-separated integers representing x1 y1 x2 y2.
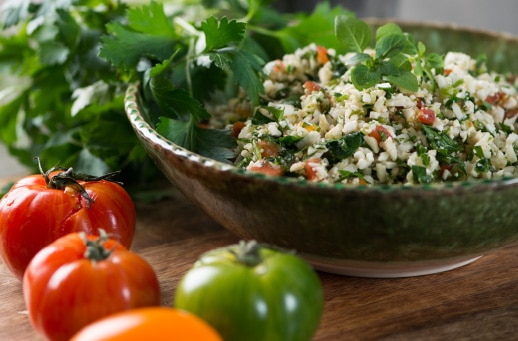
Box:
1 0 518 176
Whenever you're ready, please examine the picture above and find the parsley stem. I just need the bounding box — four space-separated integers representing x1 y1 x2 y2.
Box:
247 24 278 38
173 17 198 36
185 36 196 96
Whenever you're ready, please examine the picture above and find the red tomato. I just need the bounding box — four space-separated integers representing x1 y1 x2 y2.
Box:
70 307 222 341
304 157 322 181
0 163 135 281
368 125 393 144
232 121 245 138
505 108 518 119
303 80 321 94
439 164 454 178
258 140 281 158
23 232 160 341
485 92 505 105
248 160 284 176
417 107 436 125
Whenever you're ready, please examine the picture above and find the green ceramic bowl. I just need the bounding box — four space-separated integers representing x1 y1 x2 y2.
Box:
125 21 518 277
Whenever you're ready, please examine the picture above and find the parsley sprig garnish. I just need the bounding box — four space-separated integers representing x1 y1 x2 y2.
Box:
335 15 442 92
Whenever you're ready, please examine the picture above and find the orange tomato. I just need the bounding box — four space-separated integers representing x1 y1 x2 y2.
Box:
272 59 285 73
316 46 329 64
70 307 222 341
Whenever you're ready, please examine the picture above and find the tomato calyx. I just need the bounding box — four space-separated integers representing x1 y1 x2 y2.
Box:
35 157 122 208
231 240 263 267
80 230 115 262
231 240 293 267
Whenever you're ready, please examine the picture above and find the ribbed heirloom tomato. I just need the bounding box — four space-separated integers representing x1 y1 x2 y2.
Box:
0 159 135 280
175 241 324 341
23 232 161 341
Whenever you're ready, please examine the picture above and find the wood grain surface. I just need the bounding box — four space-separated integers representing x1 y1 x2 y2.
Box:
0 184 517 340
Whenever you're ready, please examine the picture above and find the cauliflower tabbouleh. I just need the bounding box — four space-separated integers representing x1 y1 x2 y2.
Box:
212 44 518 185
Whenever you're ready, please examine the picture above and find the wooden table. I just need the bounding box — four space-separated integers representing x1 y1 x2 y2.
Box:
0 183 517 340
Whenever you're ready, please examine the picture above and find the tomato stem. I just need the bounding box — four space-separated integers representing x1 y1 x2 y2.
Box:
81 230 114 262
35 157 122 208
233 240 263 267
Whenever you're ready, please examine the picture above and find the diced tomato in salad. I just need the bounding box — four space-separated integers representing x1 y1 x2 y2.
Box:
368 125 393 144
258 140 281 158
232 121 245 138
316 46 329 64
248 160 284 176
485 92 505 105
303 81 321 95
417 107 436 125
304 157 322 181
272 60 285 73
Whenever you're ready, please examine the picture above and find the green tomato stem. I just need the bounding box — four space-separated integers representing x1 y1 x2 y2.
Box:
233 240 263 267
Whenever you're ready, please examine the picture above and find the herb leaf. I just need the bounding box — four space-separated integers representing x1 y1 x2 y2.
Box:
201 17 246 52
422 126 464 168
149 77 210 122
209 47 264 106
335 19 421 92
148 70 235 163
1 0 33 28
385 69 419 92
412 165 433 184
156 117 236 163
275 3 352 53
376 34 408 59
126 1 177 37
375 23 403 41
324 132 363 165
334 15 371 53
100 22 176 70
351 64 381 90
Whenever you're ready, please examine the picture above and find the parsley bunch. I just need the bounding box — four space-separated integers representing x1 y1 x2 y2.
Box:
0 0 146 182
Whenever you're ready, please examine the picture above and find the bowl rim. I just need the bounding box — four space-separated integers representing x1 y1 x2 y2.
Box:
124 19 518 194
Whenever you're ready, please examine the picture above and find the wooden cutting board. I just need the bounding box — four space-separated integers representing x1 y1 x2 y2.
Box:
0 183 517 340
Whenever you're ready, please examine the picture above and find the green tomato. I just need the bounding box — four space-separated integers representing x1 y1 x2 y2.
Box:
174 241 323 341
